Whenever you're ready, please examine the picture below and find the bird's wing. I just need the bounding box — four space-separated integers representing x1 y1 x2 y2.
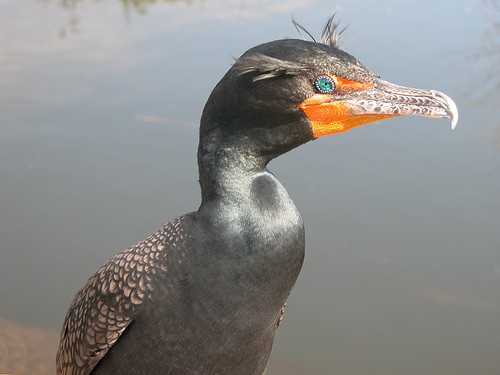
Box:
56 216 188 375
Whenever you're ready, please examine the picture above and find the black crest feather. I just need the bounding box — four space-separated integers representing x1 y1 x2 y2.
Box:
233 15 348 82
293 14 347 48
235 54 307 82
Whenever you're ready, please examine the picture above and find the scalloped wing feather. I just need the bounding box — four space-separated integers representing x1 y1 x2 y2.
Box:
56 216 188 375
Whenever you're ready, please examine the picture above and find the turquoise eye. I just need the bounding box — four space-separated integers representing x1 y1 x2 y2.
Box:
314 75 335 93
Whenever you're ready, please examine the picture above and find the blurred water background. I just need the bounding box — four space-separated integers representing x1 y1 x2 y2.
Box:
0 0 499 374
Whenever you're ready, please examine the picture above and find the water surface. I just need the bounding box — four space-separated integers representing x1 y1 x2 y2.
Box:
1 1 499 374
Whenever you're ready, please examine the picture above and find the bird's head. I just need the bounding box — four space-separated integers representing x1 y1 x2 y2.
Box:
199 19 458 165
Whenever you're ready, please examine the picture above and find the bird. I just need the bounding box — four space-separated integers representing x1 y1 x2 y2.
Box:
56 17 458 375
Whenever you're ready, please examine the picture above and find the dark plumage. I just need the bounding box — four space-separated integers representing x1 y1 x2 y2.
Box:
57 18 457 375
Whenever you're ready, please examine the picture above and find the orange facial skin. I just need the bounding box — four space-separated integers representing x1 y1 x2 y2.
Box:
299 76 396 138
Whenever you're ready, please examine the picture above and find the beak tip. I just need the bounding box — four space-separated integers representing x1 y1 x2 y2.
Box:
449 101 458 130
431 89 458 130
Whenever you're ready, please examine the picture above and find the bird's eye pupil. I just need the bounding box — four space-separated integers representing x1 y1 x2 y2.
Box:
315 75 335 93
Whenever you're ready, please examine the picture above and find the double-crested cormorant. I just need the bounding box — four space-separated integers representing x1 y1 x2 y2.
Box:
56 19 458 375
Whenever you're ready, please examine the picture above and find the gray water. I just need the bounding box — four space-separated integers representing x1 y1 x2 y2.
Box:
1 1 499 374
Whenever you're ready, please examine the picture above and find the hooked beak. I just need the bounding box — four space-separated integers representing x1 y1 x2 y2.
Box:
299 77 458 138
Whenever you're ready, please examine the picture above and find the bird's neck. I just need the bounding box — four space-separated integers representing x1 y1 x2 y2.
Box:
196 141 305 314
197 146 269 211
196 144 303 245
